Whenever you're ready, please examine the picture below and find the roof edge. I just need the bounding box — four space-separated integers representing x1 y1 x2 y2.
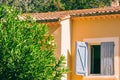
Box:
71 10 120 17
36 18 59 22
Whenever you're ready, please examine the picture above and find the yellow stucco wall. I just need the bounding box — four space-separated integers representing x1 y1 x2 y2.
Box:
71 14 120 80
46 22 61 60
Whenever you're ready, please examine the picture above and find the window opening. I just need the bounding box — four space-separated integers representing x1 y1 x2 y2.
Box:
90 45 101 74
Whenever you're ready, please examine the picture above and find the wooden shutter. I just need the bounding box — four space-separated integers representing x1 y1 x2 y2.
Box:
75 41 88 76
101 42 114 75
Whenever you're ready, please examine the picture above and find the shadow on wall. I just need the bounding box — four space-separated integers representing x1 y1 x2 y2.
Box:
67 50 84 80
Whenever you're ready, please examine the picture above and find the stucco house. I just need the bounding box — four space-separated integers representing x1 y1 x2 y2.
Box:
21 2 120 80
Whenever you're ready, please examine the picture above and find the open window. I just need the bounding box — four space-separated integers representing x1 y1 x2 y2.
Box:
75 41 114 76
90 45 101 74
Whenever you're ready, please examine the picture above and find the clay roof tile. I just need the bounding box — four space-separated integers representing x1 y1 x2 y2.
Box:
21 6 120 21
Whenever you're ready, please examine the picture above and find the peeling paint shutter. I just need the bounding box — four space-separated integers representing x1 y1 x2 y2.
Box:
101 42 114 75
75 41 88 76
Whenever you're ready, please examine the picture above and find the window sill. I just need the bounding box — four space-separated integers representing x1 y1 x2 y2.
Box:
84 75 118 79
88 74 114 76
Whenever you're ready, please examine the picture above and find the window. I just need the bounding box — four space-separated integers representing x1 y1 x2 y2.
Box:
75 40 115 76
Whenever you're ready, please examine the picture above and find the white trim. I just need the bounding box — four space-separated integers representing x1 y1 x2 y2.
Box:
84 75 117 79
83 37 119 79
60 17 71 80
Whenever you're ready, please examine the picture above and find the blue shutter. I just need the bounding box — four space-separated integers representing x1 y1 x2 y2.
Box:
75 41 88 76
101 42 114 75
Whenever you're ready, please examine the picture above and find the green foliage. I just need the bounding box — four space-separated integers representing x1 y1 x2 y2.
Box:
0 0 65 12
61 0 112 10
0 0 119 12
0 6 68 80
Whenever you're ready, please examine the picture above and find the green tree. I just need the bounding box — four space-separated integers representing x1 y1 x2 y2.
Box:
0 0 64 12
0 6 68 80
61 0 112 10
0 0 118 13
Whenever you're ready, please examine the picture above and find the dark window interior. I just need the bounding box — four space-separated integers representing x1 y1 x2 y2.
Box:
90 45 101 74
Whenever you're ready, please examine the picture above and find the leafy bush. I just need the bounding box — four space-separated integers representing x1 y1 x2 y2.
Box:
0 6 68 80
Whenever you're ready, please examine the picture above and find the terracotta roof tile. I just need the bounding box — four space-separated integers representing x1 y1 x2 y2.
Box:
21 6 120 21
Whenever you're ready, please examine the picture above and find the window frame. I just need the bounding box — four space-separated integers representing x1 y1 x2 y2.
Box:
83 37 119 76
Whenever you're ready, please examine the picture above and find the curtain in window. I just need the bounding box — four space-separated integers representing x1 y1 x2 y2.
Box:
101 42 114 75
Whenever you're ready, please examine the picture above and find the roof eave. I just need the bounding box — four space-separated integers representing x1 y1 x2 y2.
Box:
71 11 120 17
36 18 59 22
